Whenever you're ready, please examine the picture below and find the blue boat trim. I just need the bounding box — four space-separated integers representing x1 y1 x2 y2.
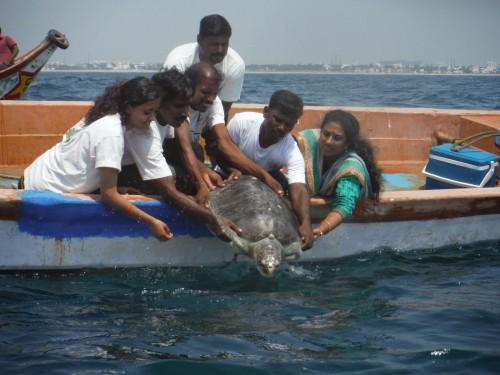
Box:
18 190 211 238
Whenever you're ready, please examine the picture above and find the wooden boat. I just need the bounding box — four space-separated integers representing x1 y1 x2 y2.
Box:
0 30 69 100
1 100 500 270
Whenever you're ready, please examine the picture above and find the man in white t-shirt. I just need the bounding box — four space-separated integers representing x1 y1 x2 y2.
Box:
185 63 226 144
161 63 227 205
184 62 225 165
163 14 245 122
120 70 240 236
222 90 314 250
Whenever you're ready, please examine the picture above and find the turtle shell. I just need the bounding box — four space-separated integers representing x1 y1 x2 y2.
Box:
209 175 302 259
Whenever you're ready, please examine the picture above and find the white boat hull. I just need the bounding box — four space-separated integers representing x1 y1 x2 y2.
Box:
1 196 498 270
304 214 500 261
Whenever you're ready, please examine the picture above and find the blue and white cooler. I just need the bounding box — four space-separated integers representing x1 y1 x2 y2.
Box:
423 143 499 189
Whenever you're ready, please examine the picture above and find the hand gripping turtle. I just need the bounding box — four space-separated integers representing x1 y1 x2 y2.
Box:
209 175 303 276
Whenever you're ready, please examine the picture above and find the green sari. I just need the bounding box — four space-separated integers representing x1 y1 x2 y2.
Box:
295 128 372 218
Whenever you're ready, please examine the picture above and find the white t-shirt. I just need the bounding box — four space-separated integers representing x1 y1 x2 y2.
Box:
24 114 124 194
227 112 306 185
123 121 173 181
163 42 245 102
56 117 173 182
188 96 225 142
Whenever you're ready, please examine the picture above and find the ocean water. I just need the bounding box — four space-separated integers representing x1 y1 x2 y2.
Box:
2 71 500 374
25 71 500 109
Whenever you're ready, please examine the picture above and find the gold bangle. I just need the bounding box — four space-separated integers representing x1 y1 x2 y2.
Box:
323 218 333 231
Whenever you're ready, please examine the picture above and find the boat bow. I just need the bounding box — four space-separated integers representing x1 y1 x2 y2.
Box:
0 29 69 100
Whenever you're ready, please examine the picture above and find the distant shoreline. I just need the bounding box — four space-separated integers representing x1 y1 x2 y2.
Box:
41 69 499 77
247 71 500 77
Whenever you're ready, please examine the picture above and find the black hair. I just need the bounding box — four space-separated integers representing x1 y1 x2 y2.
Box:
268 90 304 120
320 110 381 197
84 77 161 125
152 68 193 106
199 14 232 39
185 62 222 87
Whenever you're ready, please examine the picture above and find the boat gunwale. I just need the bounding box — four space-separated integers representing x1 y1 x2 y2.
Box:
2 186 500 223
4 100 500 115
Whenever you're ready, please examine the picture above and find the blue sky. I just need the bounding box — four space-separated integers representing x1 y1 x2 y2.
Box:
2 0 499 66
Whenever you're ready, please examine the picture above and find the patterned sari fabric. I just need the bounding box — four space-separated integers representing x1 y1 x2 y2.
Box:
295 128 372 218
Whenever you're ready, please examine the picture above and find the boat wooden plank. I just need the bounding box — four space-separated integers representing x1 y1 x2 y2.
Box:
461 115 500 129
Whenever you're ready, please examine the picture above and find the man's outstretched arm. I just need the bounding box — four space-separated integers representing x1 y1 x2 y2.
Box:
289 182 314 250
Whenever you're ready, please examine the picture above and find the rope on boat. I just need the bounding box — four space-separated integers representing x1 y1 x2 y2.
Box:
0 173 20 180
451 131 500 152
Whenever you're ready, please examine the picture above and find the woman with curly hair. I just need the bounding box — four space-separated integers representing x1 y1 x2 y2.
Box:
23 77 173 241
295 109 381 238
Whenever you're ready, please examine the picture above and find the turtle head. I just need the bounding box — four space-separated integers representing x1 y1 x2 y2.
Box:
250 234 283 277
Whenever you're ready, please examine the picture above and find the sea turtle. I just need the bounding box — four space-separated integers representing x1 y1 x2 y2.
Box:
209 175 302 276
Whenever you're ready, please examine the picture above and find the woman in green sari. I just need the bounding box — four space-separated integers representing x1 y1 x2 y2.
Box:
296 110 381 239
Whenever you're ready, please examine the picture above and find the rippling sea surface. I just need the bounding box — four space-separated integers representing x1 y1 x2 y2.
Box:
3 71 500 374
25 71 500 109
